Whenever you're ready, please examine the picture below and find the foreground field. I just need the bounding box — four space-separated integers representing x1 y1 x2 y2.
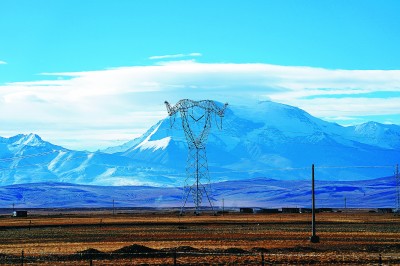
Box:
0 211 399 265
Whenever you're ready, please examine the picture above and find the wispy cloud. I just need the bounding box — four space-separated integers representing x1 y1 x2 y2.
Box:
0 60 7 64
0 61 399 150
149 52 202 60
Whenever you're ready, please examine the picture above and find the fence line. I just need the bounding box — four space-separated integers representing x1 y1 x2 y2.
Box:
1 250 399 265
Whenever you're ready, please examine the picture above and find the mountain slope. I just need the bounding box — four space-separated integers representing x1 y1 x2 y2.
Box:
1 101 399 186
107 101 400 182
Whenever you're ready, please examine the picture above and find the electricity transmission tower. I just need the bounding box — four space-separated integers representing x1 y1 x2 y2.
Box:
165 99 228 215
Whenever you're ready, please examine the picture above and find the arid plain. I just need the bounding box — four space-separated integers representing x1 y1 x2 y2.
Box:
0 210 399 265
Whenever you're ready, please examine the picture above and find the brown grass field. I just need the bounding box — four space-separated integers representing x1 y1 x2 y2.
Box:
0 210 399 265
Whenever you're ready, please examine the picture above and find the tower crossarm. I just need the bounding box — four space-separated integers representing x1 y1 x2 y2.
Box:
164 101 180 116
201 100 228 117
165 99 228 116
164 99 195 116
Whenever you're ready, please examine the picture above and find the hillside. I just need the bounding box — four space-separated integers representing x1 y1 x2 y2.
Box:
0 176 396 208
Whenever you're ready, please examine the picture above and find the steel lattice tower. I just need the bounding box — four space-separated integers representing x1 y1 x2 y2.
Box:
165 99 228 215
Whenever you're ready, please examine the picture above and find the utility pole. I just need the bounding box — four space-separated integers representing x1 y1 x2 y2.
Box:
222 198 225 216
396 164 399 213
310 164 320 243
113 199 115 216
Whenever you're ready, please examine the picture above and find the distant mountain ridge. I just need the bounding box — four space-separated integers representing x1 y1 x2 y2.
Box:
0 175 396 208
1 101 399 186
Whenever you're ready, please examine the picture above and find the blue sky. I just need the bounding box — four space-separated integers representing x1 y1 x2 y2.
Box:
0 1 399 150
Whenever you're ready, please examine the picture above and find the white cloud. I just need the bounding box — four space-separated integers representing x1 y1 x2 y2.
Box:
0 60 7 64
324 116 359 122
149 52 202 60
188 52 202 57
0 61 399 150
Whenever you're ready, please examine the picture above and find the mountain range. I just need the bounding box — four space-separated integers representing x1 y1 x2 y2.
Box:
1 101 399 187
0 176 396 208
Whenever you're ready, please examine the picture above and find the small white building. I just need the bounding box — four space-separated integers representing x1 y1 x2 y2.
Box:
12 210 28 217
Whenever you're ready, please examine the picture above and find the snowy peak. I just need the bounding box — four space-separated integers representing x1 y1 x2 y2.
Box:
11 133 45 147
353 121 399 135
348 122 400 149
4 133 64 153
234 101 343 137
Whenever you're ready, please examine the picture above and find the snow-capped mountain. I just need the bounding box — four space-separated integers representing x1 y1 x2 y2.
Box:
0 134 179 186
1 101 399 186
104 101 400 182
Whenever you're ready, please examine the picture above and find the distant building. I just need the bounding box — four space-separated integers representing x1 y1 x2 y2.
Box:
318 208 333 213
282 207 300 213
377 208 393 214
299 208 312 213
256 208 281 214
240 208 254 213
13 211 28 217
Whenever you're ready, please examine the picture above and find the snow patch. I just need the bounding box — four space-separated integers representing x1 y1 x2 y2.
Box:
98 167 116 177
48 151 67 170
134 123 171 151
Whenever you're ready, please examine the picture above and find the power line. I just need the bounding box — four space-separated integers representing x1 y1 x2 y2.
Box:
0 142 397 179
0 154 396 178
316 165 394 170
156 126 400 153
0 153 92 172
1 120 396 164
0 150 67 162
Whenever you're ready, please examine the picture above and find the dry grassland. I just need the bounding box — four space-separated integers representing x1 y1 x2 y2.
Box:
0 211 399 265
